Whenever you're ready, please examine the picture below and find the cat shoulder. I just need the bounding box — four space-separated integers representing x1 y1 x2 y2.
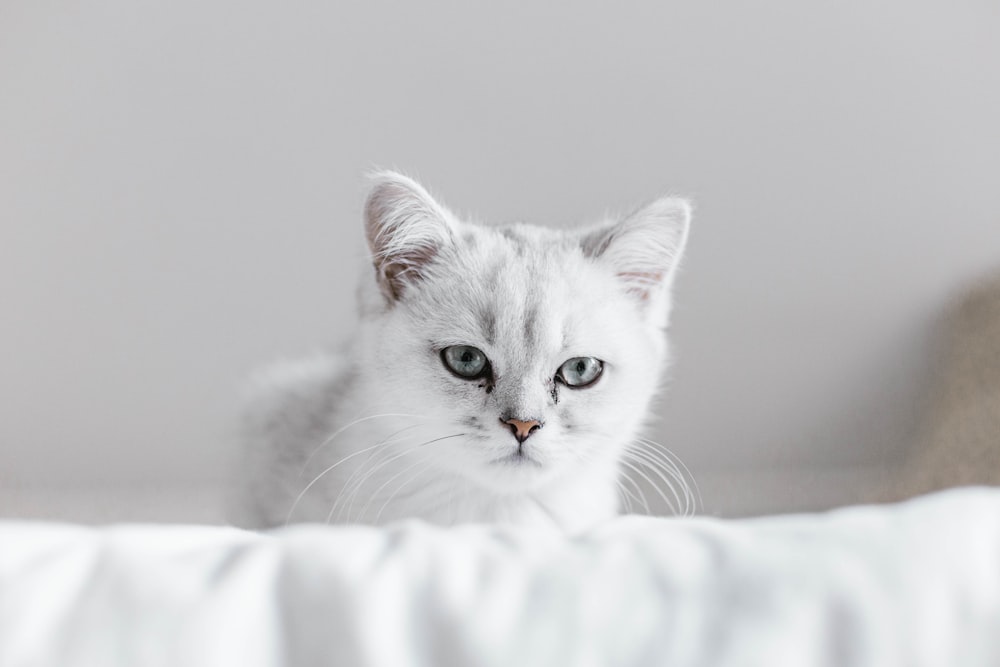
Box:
240 352 352 433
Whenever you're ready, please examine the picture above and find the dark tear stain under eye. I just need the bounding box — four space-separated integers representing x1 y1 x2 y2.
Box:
550 382 559 405
478 371 496 394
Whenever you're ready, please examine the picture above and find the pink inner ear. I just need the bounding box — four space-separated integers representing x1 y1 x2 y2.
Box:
617 271 664 301
378 243 440 300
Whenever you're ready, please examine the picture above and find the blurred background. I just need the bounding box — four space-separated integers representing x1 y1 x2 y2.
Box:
2 1 998 522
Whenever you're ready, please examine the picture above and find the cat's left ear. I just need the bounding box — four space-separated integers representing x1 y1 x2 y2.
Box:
364 171 457 302
582 196 691 316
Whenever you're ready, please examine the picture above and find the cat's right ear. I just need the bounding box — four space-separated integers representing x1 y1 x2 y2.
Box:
364 171 456 302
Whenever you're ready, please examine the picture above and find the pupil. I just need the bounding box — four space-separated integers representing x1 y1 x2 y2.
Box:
461 351 474 363
576 360 586 373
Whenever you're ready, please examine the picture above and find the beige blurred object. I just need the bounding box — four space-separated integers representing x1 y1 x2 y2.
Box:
888 270 1000 500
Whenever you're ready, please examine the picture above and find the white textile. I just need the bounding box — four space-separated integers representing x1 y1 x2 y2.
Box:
1 488 999 667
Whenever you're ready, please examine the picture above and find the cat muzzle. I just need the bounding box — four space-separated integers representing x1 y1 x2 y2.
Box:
501 418 543 444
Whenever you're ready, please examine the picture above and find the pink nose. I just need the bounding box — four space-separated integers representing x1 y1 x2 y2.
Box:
502 418 542 444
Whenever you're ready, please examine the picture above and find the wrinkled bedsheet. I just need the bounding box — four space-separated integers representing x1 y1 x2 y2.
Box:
1 487 999 667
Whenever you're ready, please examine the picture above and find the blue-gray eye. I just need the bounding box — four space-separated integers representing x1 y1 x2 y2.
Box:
441 345 489 379
557 357 603 388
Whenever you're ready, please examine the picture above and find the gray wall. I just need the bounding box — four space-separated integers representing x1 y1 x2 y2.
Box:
2 1 998 518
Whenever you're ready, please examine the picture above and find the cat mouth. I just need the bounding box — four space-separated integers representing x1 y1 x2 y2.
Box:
490 450 542 468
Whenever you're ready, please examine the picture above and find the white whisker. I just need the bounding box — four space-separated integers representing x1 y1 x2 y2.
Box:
325 424 430 521
333 432 467 523
299 412 428 475
373 460 436 524
286 436 402 526
619 456 679 516
332 445 417 524
618 467 651 515
635 437 702 514
614 478 635 514
625 448 686 516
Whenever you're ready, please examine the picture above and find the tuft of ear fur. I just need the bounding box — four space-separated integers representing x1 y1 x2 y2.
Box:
582 196 692 309
364 171 457 302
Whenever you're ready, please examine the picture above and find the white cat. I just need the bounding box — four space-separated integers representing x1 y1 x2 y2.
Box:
232 172 693 532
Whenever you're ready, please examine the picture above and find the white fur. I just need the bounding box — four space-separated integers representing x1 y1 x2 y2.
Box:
231 172 691 533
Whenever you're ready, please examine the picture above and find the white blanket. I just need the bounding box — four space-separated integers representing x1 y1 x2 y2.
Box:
1 487 999 667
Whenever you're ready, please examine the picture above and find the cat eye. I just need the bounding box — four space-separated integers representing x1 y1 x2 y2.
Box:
557 357 603 388
441 345 490 379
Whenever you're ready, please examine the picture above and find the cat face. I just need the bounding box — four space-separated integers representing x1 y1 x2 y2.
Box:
359 173 690 495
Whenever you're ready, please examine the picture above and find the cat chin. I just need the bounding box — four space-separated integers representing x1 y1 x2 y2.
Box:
452 456 562 495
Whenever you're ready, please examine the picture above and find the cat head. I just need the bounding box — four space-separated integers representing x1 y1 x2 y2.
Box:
358 171 690 494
